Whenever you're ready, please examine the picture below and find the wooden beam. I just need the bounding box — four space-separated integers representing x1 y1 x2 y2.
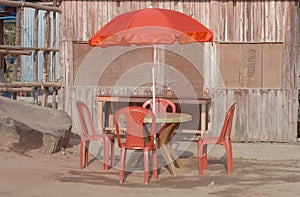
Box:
23 46 59 52
0 82 61 88
0 49 31 55
0 0 61 12
0 45 59 52
0 87 32 92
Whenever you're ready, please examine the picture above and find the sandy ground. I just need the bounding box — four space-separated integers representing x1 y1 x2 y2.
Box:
1 135 300 197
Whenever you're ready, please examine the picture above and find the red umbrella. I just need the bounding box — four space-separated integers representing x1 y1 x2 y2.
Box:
88 8 213 112
89 8 213 47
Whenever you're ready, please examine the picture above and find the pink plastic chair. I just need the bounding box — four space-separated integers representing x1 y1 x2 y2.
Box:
198 103 236 175
76 101 115 170
114 106 157 184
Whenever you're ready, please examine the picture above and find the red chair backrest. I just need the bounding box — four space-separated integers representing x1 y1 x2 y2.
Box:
142 98 176 113
75 100 98 138
114 106 156 149
218 103 236 143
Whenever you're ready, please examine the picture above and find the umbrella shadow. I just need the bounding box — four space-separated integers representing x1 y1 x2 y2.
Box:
65 132 81 148
117 150 164 183
206 154 229 172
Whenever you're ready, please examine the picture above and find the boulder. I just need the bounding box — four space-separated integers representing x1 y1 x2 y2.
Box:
0 96 72 153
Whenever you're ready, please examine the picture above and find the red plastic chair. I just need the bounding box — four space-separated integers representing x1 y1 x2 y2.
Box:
198 103 236 175
142 98 176 141
76 100 115 170
114 106 157 184
142 98 176 113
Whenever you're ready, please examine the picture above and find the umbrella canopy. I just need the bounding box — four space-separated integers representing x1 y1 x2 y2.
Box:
88 8 213 47
88 8 214 113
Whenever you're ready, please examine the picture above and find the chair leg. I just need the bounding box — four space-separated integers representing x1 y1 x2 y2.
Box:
203 144 208 170
198 140 208 175
110 138 115 167
152 150 158 180
224 141 233 175
85 141 90 167
119 147 126 184
103 137 109 170
144 148 149 184
198 140 203 175
80 141 83 169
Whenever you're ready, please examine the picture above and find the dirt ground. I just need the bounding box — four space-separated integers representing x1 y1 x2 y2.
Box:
1 135 300 197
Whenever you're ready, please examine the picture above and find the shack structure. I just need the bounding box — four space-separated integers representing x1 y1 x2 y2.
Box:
60 0 299 142
1 0 299 142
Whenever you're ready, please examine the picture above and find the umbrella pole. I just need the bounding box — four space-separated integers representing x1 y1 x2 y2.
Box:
152 46 156 115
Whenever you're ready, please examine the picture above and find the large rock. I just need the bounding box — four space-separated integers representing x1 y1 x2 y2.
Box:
0 96 72 153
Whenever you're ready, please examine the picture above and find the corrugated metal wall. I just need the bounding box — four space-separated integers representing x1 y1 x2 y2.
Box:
22 7 60 82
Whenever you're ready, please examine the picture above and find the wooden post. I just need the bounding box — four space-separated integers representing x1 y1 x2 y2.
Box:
12 6 22 100
33 8 39 104
51 10 57 108
0 19 4 83
42 11 50 107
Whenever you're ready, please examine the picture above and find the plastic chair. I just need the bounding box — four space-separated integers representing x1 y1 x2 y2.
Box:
198 103 236 175
114 106 157 184
76 100 115 170
142 98 176 113
142 98 176 142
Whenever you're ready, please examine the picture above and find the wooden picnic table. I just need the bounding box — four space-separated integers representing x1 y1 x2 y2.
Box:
96 94 211 134
144 112 193 176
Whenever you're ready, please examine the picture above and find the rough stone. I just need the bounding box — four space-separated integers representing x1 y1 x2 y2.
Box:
0 96 72 153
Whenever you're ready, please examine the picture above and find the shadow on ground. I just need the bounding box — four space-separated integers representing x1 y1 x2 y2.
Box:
58 153 300 193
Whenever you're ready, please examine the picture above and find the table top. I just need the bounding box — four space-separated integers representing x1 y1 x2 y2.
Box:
144 112 192 124
96 95 211 104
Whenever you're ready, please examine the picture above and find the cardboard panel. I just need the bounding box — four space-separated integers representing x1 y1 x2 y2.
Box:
220 43 283 88
263 43 283 88
73 43 93 84
219 44 241 87
241 44 263 88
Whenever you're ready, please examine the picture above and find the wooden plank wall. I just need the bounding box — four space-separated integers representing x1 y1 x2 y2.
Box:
210 89 297 142
60 0 299 142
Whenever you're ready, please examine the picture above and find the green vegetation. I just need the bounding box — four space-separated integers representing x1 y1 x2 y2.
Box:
3 22 16 82
4 23 16 45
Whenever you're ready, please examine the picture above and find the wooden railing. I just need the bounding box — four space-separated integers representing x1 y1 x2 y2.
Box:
0 0 61 108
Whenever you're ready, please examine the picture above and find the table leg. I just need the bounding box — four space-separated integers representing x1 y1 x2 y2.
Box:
201 103 206 132
159 144 178 177
157 123 182 176
165 142 183 168
208 102 212 131
97 100 104 134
